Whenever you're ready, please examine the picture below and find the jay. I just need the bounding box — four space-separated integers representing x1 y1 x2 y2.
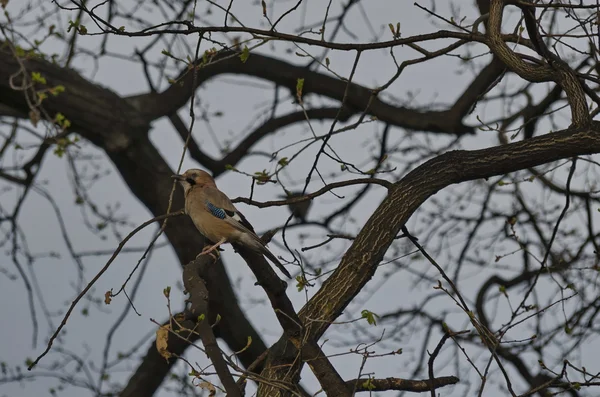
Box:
172 168 292 279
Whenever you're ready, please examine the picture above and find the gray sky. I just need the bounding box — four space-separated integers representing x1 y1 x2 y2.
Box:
1 1 598 397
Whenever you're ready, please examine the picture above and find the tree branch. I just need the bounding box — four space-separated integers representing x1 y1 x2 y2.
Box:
183 257 241 396
261 121 600 386
129 50 474 135
0 40 273 396
347 375 459 393
487 0 589 126
169 106 353 176
232 178 391 208
232 245 352 396
119 318 199 397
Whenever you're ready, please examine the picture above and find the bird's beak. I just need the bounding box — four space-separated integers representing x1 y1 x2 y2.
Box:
171 174 184 181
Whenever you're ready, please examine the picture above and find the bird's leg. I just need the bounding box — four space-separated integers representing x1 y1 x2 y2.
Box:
198 237 227 260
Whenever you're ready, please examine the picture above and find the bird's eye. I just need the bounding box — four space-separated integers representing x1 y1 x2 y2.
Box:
186 178 196 185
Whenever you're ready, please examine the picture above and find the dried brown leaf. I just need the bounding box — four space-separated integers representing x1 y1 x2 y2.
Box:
156 325 172 361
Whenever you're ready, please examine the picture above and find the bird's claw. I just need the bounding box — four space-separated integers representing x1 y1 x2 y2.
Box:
197 246 220 261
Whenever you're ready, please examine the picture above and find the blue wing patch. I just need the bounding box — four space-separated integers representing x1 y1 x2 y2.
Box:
206 201 227 219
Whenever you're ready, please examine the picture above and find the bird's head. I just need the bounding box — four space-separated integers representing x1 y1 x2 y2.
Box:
172 168 216 193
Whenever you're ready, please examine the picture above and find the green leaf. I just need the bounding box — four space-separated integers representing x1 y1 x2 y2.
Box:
564 325 572 334
31 72 46 85
296 275 307 291
239 46 250 63
278 157 288 167
388 23 395 36
53 146 65 158
163 286 171 298
361 309 379 326
296 78 304 99
54 112 71 130
253 170 271 185
67 20 77 33
50 85 65 96
362 378 375 390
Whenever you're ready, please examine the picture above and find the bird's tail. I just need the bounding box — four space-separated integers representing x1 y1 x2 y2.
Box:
240 232 292 279
260 245 292 279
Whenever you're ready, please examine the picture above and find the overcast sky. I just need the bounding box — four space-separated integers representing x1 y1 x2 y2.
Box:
1 1 598 397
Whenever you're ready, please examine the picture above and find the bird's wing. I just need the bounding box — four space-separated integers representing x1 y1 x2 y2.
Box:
202 187 257 235
201 187 291 278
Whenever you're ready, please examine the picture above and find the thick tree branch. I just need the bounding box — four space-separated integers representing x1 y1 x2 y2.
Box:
0 42 270 396
183 257 241 397
260 122 600 389
450 56 505 117
169 106 353 176
347 375 459 393
129 51 474 135
303 123 600 340
233 245 352 396
487 0 590 126
120 318 200 397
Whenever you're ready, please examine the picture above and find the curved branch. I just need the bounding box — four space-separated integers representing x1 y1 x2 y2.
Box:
232 244 352 396
169 106 353 176
0 40 273 396
130 50 474 135
232 178 391 207
261 121 600 385
487 0 589 126
486 0 553 83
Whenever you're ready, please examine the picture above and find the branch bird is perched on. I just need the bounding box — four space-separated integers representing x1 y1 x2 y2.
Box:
172 169 292 279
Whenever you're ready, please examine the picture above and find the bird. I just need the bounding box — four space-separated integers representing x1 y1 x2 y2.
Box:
279 191 312 223
172 168 292 279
